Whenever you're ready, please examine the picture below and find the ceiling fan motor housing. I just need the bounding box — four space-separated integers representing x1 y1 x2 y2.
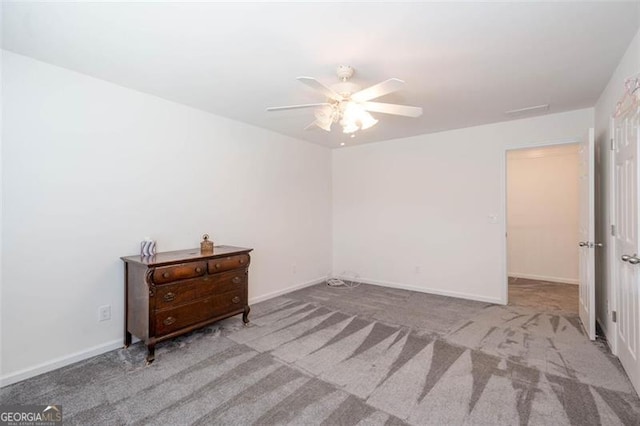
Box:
336 65 354 81
332 81 361 98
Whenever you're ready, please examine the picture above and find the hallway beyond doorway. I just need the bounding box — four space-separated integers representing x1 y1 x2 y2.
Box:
509 276 578 313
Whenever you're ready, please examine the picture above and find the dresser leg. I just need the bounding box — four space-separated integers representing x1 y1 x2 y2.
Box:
242 305 251 325
124 331 132 348
146 344 155 365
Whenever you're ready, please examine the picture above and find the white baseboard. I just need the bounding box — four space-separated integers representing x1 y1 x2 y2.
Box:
249 276 327 304
508 272 578 285
0 339 122 388
341 276 504 305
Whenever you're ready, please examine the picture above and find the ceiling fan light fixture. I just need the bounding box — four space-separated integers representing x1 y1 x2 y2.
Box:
314 105 334 131
315 118 332 132
340 119 359 134
314 105 332 120
359 110 378 130
341 102 378 131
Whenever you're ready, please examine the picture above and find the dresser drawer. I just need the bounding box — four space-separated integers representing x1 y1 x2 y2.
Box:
211 288 247 316
155 271 247 310
155 299 212 336
155 277 205 309
208 254 250 274
211 270 248 294
153 261 206 284
155 289 247 336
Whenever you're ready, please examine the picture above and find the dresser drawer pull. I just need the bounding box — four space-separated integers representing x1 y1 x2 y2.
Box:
162 272 170 279
239 258 245 264
195 267 202 273
163 316 176 326
163 292 175 302
214 263 221 269
232 296 241 304
232 276 242 284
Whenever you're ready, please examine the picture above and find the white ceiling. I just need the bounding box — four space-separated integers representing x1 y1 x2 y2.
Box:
2 1 639 148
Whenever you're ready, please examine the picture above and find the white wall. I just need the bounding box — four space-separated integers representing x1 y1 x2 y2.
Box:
594 28 640 344
0 7 4 390
506 144 580 284
0 52 332 385
332 108 593 304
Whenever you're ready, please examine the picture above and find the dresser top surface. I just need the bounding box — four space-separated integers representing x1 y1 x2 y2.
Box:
121 245 253 266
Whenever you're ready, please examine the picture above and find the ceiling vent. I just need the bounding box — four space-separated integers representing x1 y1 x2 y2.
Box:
504 104 550 116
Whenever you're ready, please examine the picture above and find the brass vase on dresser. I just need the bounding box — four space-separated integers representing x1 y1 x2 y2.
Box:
121 245 253 363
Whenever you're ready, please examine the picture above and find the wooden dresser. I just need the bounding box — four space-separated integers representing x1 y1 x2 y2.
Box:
121 245 253 363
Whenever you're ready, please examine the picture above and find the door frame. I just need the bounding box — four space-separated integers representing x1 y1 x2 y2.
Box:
607 116 618 355
501 137 581 305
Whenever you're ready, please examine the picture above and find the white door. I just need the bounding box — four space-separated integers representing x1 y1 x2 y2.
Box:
578 128 596 340
614 104 640 395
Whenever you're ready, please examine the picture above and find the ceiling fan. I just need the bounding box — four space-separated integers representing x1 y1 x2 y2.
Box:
266 65 422 134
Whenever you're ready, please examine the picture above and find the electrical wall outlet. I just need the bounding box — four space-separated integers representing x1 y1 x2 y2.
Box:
99 305 111 322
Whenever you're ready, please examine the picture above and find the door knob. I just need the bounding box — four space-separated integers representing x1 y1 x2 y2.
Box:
579 242 588 247
592 242 603 248
622 254 631 262
629 256 640 265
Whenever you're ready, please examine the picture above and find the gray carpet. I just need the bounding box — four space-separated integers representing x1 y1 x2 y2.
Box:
2 282 639 425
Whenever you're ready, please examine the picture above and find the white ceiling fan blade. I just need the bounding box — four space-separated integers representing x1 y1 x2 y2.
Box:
297 77 343 101
362 102 423 118
351 78 405 102
266 103 329 112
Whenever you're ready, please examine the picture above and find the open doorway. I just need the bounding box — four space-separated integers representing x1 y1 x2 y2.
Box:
505 143 581 313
